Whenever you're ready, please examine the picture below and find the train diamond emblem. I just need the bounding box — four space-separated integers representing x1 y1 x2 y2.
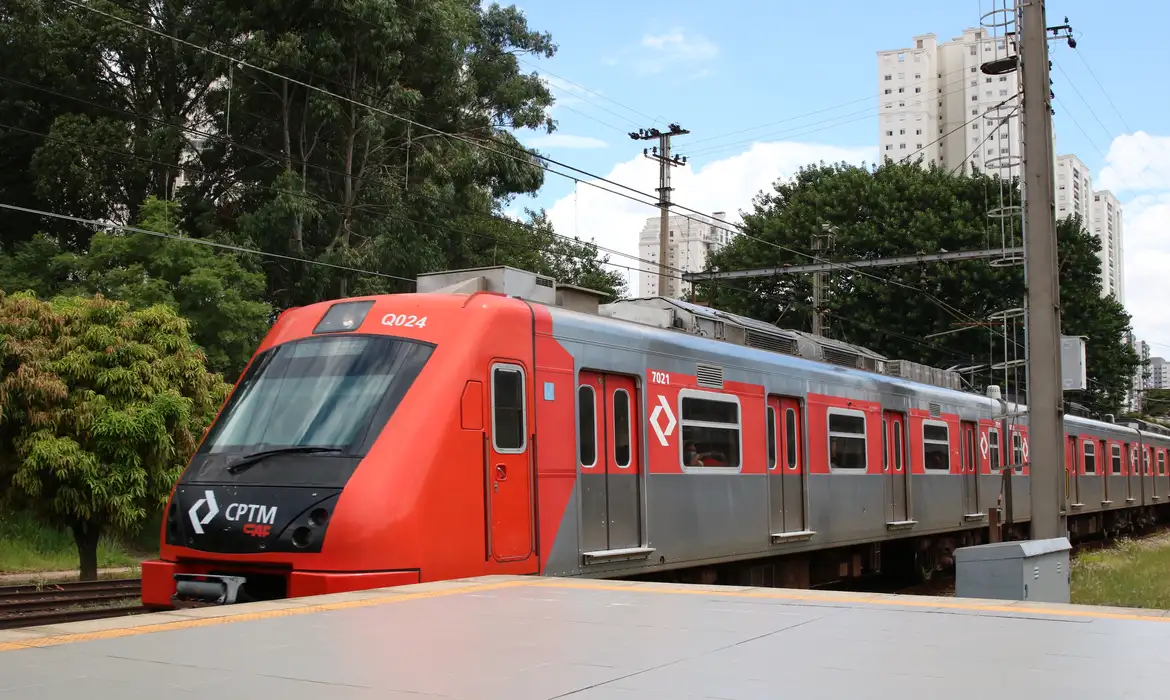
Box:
650 395 677 447
188 490 220 535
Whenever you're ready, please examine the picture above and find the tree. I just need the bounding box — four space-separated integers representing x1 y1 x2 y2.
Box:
1 198 273 380
700 160 1139 415
0 291 231 579
1143 389 1170 418
193 0 562 307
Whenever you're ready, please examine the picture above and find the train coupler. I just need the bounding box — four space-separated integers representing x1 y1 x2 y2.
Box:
172 573 247 606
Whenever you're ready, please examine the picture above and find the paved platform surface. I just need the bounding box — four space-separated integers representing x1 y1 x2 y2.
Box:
3 575 1170 699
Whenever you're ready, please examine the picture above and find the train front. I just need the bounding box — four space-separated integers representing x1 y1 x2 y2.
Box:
141 296 442 608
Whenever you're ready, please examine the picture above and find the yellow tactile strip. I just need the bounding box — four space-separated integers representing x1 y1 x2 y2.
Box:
2 575 1167 653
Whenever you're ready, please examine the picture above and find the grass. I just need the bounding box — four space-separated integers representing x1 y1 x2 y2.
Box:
1071 533 1170 609
0 511 157 575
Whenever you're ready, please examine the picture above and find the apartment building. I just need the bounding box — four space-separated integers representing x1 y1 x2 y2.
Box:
638 212 735 298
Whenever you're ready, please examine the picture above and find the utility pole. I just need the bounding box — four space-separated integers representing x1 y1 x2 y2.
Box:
631 124 689 297
1019 0 1066 541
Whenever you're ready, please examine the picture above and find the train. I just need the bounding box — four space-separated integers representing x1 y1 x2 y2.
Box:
141 265 1170 608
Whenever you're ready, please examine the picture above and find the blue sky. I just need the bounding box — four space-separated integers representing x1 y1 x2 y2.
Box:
504 0 1170 348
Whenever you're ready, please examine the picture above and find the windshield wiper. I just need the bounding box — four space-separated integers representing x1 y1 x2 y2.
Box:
226 446 343 474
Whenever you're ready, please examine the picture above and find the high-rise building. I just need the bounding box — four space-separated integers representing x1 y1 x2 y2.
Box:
1130 337 1150 412
1056 154 1093 225
638 212 735 298
877 28 1020 179
1091 190 1125 303
1148 356 1170 391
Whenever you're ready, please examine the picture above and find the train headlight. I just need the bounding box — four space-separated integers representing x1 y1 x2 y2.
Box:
313 300 375 334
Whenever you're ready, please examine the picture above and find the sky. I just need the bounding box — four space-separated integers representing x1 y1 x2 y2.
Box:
500 0 1170 355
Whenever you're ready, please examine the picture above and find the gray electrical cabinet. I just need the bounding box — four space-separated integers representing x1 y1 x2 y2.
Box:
954 538 1072 603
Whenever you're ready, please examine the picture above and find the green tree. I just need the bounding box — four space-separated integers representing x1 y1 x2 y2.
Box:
0 291 231 579
701 160 1139 414
0 197 273 379
194 0 562 307
1143 389 1170 418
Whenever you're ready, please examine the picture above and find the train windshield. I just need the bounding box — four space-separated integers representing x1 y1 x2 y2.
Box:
202 334 433 458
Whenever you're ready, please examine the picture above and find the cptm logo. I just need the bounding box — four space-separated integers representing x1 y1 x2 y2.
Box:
188 490 278 537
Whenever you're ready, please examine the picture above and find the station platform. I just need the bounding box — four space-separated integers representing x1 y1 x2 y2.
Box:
3 575 1170 699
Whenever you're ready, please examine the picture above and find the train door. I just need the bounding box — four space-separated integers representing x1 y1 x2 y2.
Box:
1066 435 1079 506
577 370 644 553
961 421 979 516
767 396 808 537
883 410 911 524
487 362 534 562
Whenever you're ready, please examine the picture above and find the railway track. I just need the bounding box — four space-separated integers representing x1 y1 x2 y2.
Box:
0 577 149 630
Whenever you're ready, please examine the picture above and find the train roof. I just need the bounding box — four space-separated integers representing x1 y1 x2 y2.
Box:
413 265 1161 441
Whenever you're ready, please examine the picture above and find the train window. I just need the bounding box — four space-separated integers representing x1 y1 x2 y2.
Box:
894 421 904 471
988 429 1000 469
923 421 949 471
1111 444 1122 475
491 364 526 452
766 406 778 470
964 428 975 472
882 419 888 471
1012 431 1024 467
1144 448 1151 475
827 409 866 471
1083 441 1096 475
201 334 435 459
613 389 631 468
785 408 798 470
1160 451 1166 477
577 386 596 468
679 392 741 469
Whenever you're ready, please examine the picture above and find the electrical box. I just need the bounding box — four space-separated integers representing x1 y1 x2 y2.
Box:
954 538 1072 603
1061 335 1088 391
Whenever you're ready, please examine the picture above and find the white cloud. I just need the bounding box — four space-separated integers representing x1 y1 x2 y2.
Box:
542 141 877 293
523 134 608 150
604 28 718 76
1097 131 1170 193
1122 191 1170 348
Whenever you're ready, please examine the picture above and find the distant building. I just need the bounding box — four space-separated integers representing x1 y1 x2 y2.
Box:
877 29 1021 179
638 212 735 299
1149 356 1170 391
1130 337 1150 412
1091 190 1125 303
1056 154 1093 226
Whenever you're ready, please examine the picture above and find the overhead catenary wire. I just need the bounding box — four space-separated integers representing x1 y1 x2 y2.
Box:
50 0 1024 346
0 202 416 283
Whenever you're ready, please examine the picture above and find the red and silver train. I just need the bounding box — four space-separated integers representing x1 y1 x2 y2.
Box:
142 266 1170 607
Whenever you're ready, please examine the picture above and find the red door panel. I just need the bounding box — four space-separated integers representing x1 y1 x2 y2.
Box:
486 361 534 563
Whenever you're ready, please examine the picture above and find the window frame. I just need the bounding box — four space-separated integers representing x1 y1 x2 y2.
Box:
988 428 1001 470
1083 439 1096 475
1160 449 1166 477
677 388 743 474
612 388 632 469
766 405 778 471
784 408 799 471
922 419 951 472
577 384 597 469
1111 443 1122 475
827 407 868 474
490 362 527 454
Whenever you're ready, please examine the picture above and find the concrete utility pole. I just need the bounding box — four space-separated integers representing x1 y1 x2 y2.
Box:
630 124 689 297
1019 0 1066 540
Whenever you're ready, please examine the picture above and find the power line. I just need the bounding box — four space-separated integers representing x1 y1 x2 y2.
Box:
52 0 1020 342
0 202 415 283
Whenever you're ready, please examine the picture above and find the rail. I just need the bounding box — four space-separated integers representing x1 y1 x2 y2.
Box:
0 577 147 630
